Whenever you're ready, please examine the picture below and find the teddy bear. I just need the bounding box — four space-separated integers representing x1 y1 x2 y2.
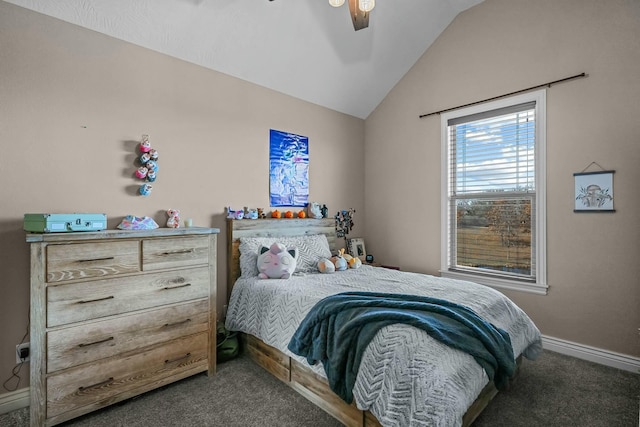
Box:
166 209 180 228
257 242 298 279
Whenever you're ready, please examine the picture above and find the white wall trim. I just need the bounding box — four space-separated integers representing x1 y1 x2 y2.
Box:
0 387 29 415
542 335 640 373
0 337 637 416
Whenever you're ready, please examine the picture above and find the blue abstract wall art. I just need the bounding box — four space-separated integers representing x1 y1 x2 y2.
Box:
269 129 309 207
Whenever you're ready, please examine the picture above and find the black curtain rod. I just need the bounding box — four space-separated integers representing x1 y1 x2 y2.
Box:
418 72 587 119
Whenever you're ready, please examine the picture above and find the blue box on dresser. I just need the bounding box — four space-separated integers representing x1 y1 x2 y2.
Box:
23 213 107 233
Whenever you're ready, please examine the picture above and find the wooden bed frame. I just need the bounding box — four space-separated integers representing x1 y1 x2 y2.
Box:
226 218 517 427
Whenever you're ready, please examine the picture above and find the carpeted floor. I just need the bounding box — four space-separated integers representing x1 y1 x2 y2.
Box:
1 350 638 426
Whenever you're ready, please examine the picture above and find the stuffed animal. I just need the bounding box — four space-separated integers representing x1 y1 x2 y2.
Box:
348 256 362 269
139 152 151 165
308 202 322 219
257 242 298 279
331 248 348 271
257 208 266 219
139 183 152 196
145 160 158 172
317 258 335 274
166 209 180 228
135 166 148 179
139 135 151 153
146 169 156 182
246 208 258 219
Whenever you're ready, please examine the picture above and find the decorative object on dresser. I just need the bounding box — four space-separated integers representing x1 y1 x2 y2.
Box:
26 227 219 427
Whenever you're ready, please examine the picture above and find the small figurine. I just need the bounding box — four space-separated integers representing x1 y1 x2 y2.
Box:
139 152 151 164
135 166 148 179
139 183 153 196
321 204 328 218
145 160 158 172
166 209 180 228
140 135 151 153
297 211 306 218
149 148 159 160
146 169 156 182
284 210 294 218
234 210 244 220
226 207 238 219
308 202 322 219
257 208 266 219
246 208 258 219
272 210 281 218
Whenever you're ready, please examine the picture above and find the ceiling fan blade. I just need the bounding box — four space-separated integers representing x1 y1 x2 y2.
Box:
348 0 369 31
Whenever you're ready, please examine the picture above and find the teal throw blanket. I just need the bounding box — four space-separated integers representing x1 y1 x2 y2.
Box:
288 291 515 403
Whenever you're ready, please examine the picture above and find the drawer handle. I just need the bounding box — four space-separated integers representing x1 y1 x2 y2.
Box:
77 256 115 263
78 377 114 391
165 353 191 364
78 336 115 348
77 296 115 304
163 318 192 328
161 249 194 256
162 283 191 290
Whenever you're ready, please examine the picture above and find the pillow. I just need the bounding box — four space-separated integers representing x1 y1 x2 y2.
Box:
239 234 332 277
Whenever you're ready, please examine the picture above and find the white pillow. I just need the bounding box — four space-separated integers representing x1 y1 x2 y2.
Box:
239 234 332 277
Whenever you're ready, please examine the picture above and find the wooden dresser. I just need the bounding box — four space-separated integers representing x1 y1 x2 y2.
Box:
26 227 219 427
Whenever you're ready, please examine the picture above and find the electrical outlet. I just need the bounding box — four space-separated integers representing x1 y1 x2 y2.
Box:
16 342 30 364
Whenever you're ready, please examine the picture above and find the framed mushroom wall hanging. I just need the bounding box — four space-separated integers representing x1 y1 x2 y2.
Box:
574 163 615 212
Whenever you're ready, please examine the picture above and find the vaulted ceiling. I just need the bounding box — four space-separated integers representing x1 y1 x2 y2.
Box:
5 0 484 119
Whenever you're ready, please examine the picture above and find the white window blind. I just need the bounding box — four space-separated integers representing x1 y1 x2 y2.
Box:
447 102 536 281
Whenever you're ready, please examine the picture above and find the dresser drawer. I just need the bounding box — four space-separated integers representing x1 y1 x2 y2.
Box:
47 241 140 283
46 332 208 420
142 236 210 271
47 299 209 373
47 267 210 327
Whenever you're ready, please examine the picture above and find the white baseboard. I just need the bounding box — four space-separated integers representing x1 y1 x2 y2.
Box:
0 387 29 416
0 336 637 416
542 335 640 373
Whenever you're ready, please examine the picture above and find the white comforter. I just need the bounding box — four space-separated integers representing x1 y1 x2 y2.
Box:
226 265 542 427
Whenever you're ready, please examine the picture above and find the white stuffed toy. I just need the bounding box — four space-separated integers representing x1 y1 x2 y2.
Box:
344 253 362 269
166 209 180 228
257 242 298 279
330 248 348 271
317 258 336 274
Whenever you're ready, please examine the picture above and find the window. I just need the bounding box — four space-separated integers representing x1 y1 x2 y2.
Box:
441 90 547 295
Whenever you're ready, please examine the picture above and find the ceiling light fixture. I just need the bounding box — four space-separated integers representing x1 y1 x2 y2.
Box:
328 0 375 31
358 0 375 12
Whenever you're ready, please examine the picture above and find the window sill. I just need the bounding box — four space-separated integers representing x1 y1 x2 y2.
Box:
440 270 548 295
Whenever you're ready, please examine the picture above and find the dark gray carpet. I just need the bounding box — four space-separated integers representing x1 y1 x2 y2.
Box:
1 350 638 426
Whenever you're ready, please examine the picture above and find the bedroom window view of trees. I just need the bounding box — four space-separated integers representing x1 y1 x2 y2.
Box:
446 100 539 283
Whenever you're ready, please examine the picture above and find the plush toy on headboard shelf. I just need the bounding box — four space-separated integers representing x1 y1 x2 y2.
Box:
257 242 298 279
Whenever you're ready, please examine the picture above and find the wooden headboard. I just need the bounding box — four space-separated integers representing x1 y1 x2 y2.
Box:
226 218 338 301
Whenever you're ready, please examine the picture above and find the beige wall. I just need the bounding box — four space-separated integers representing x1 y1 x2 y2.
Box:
0 2 365 389
365 0 640 357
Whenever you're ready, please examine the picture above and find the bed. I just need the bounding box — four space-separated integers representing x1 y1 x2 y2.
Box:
225 218 542 427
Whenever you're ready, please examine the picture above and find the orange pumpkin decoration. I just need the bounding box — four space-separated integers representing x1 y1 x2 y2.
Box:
297 211 306 218
284 210 294 219
271 210 281 218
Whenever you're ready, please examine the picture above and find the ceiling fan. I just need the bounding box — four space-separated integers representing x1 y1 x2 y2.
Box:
329 0 375 31
268 0 375 31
